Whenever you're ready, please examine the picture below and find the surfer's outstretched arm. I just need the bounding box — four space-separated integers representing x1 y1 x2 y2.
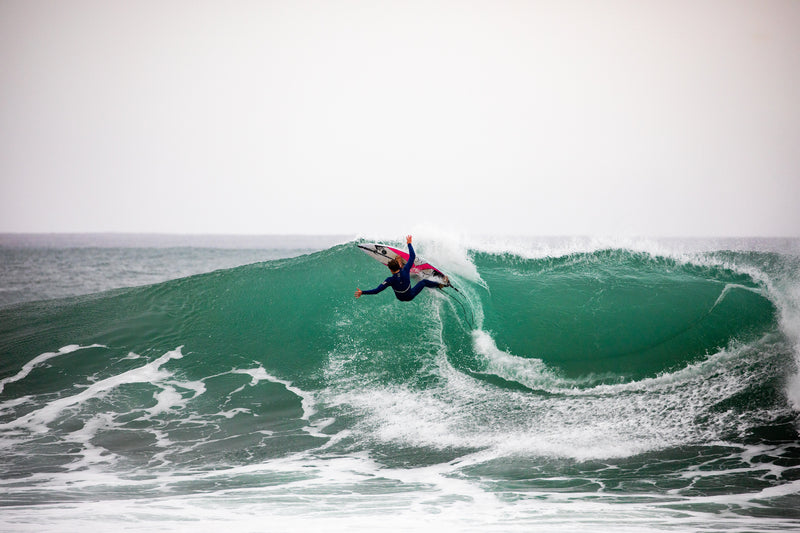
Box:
355 278 391 298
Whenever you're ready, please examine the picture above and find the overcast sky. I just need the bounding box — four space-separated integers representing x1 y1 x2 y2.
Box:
1 0 798 237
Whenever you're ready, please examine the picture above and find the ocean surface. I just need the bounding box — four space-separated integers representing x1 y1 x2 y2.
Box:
1 233 799 532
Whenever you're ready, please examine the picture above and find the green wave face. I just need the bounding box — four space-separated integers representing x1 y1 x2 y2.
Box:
0 243 792 467
473 250 777 380
0 244 781 393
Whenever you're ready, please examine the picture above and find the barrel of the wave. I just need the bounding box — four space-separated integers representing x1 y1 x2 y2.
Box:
470 246 779 381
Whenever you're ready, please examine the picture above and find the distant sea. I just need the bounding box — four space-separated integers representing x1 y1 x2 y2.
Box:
1 233 799 532
0 233 351 307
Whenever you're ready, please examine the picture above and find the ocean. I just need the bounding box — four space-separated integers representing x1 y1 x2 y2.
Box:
1 233 799 532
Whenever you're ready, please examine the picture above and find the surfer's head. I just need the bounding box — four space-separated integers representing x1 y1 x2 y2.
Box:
387 259 400 273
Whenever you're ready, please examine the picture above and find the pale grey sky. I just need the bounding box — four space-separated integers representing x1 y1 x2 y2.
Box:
1 0 798 237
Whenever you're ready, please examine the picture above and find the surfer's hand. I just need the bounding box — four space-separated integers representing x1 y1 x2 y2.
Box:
406 235 412 244
354 288 362 298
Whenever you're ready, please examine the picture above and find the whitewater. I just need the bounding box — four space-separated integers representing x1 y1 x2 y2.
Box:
1 234 799 532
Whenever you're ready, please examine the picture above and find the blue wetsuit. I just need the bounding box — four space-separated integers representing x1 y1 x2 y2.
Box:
361 243 441 302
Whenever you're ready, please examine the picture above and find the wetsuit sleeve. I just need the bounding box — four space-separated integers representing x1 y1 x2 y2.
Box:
403 243 416 274
361 278 391 295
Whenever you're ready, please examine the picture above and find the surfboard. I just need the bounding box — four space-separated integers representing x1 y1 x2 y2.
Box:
357 243 450 286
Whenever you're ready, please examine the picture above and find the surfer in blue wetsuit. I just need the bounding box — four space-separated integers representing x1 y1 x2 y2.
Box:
355 235 448 301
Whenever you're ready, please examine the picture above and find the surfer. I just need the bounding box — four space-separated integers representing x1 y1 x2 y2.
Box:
355 235 448 301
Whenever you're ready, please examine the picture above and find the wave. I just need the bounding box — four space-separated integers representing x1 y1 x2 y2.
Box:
0 239 797 480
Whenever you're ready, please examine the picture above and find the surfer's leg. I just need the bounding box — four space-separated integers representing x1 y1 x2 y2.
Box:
407 279 441 300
